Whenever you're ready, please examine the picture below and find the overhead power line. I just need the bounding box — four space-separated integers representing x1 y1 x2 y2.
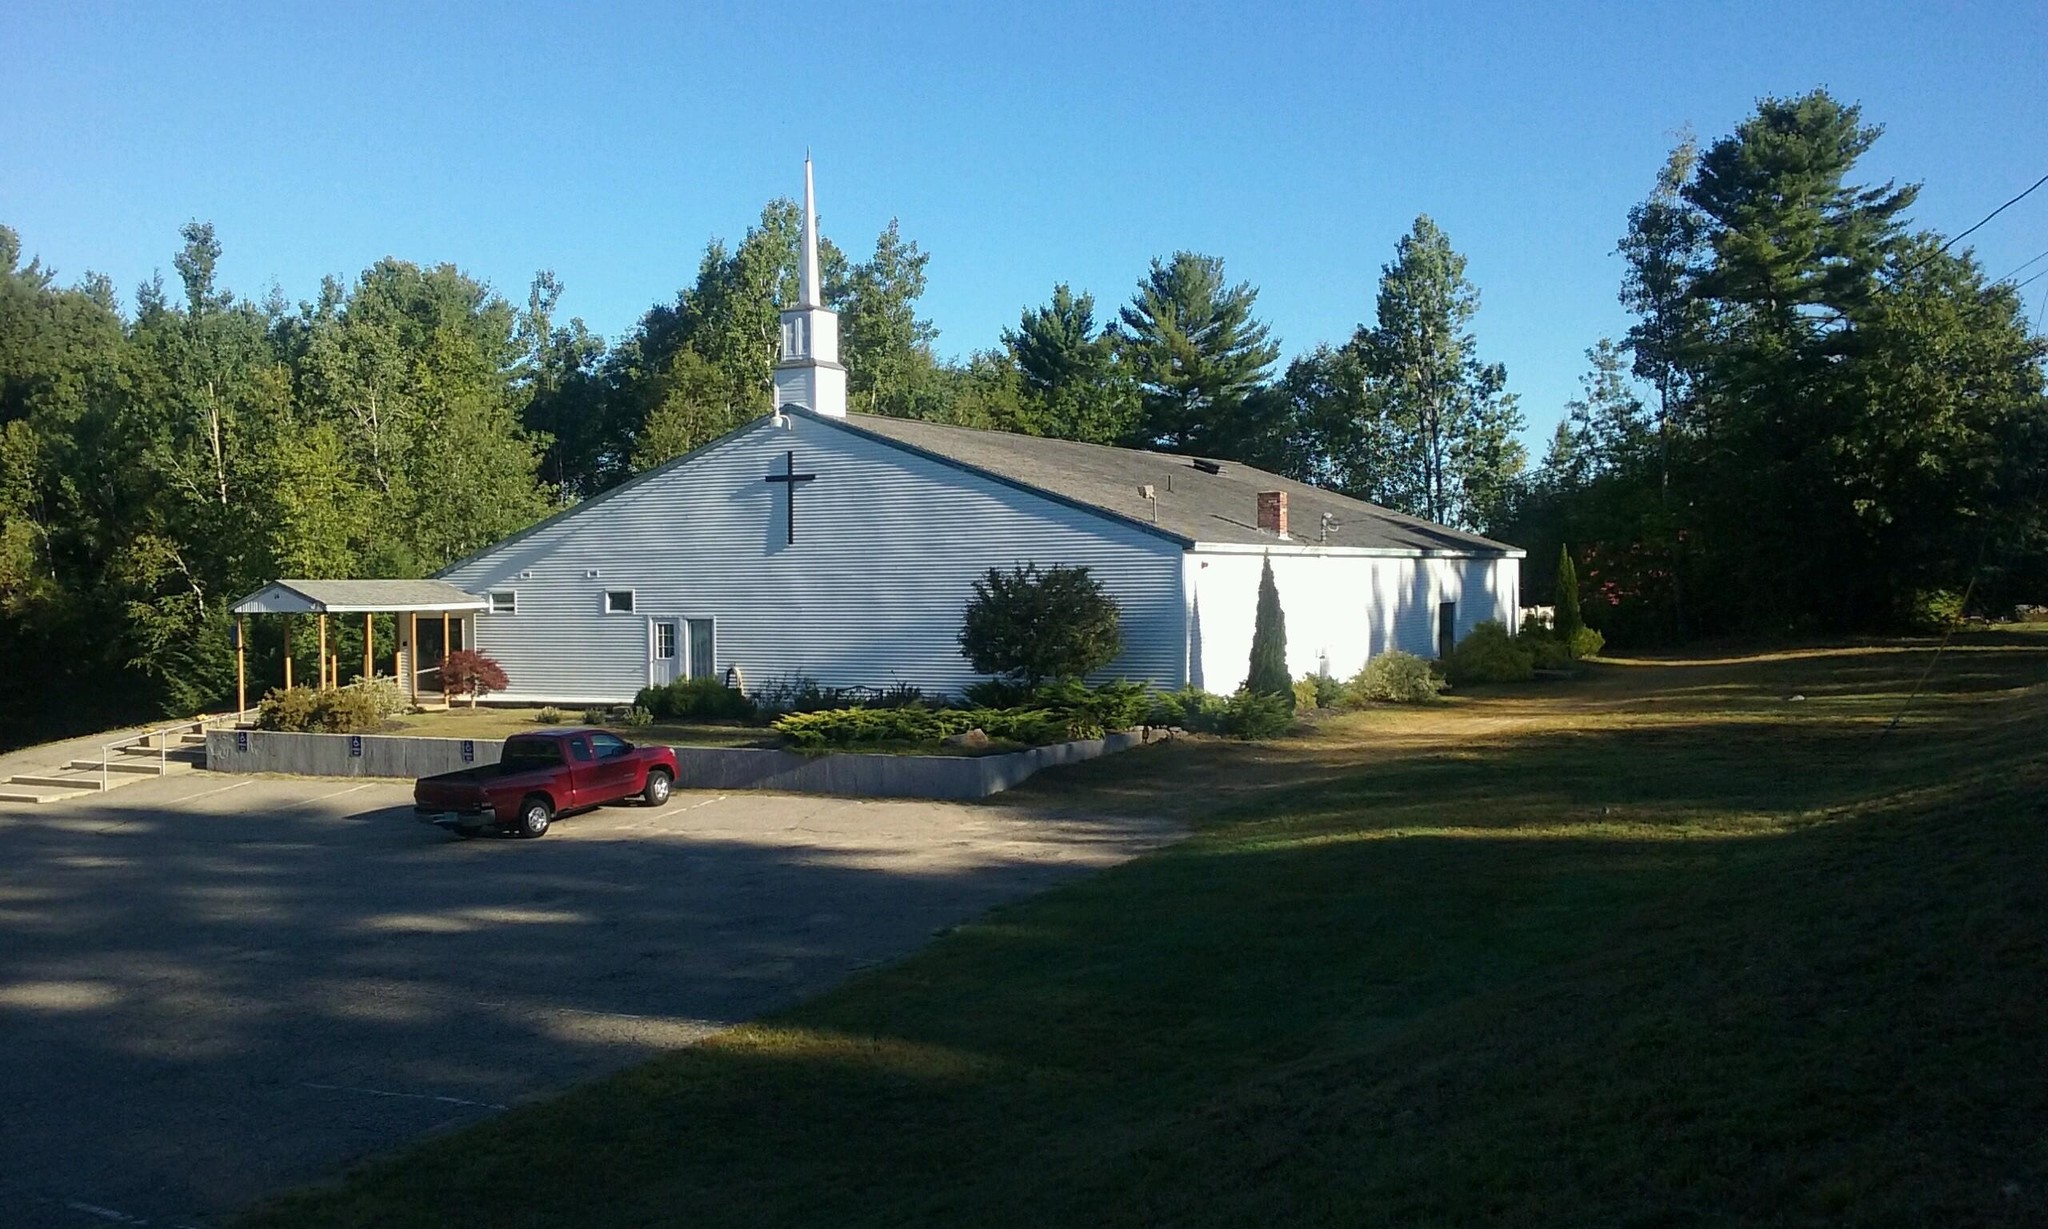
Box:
1899 169 2048 279
1994 246 2048 283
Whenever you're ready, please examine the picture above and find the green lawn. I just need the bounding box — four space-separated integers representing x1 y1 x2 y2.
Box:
242 634 2048 1226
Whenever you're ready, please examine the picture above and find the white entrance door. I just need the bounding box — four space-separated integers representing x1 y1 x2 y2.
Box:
650 619 682 685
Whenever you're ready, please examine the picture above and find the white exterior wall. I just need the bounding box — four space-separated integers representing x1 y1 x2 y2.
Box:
438 415 1188 704
1183 548 1521 692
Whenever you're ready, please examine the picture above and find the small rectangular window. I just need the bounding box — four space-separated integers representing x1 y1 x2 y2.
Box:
605 590 635 614
488 591 516 615
653 621 677 660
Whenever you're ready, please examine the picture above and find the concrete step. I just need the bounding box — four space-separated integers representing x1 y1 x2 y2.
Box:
0 785 89 804
6 774 103 791
67 759 167 775
179 733 208 746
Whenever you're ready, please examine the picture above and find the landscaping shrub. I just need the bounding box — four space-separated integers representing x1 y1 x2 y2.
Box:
1570 626 1606 658
623 706 653 727
348 673 411 719
1346 651 1445 704
1444 619 1535 684
255 684 386 734
1245 556 1293 708
1293 673 1343 710
442 650 509 707
634 677 755 721
958 562 1121 687
962 678 1034 709
1030 678 1150 730
257 686 320 732
752 673 846 715
535 706 563 724
1141 686 1291 740
318 686 385 732
1223 688 1295 739
1526 634 1573 670
1555 544 1585 647
1146 687 1233 732
580 707 609 725
771 679 1153 751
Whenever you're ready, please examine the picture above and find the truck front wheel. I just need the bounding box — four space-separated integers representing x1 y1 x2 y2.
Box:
514 796 553 838
641 768 673 807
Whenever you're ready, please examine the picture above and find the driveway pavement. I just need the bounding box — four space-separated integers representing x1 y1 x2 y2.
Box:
0 773 1180 1227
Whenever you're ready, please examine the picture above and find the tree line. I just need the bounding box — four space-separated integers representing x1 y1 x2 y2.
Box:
3 87 2043 747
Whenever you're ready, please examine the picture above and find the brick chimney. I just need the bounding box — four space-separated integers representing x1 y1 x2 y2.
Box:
1256 490 1289 539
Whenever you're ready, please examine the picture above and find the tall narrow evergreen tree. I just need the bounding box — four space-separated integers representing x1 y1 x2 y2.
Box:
1555 544 1585 652
1246 555 1293 706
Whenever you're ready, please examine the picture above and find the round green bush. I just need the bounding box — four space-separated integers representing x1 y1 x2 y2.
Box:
1444 620 1535 685
1345 651 1446 704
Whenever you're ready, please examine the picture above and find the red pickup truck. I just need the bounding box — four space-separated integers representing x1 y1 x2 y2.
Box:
413 729 680 838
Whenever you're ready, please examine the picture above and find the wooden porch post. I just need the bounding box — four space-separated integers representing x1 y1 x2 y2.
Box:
235 615 247 715
441 611 451 705
318 614 329 689
364 612 374 684
408 612 419 704
283 613 293 690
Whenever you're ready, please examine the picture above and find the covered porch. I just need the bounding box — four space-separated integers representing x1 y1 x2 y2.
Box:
228 580 488 712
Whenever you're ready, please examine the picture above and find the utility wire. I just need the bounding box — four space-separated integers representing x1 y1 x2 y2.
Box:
1994 245 2048 283
1898 169 2048 279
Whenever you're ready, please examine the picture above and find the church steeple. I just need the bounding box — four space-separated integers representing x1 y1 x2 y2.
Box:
799 154 822 309
773 155 847 417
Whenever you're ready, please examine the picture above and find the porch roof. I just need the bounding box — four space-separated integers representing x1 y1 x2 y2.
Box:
230 579 487 616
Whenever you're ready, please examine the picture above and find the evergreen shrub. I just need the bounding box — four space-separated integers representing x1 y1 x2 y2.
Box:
1224 689 1296 739
958 563 1121 687
1444 619 1535 684
1570 626 1606 658
1245 556 1293 708
634 677 755 721
1345 651 1445 704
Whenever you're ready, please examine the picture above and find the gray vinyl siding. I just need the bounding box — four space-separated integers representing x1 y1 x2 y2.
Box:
437 415 1188 704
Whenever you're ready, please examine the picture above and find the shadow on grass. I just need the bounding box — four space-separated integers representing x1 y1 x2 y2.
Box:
238 649 2048 1228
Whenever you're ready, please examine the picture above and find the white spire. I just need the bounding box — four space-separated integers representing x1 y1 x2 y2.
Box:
800 154 822 308
773 155 847 417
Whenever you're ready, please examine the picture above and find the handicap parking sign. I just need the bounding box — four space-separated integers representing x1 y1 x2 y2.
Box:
461 740 475 763
349 735 363 758
235 731 248 753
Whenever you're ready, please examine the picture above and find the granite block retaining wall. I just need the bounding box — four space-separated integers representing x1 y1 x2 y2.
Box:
204 728 1156 800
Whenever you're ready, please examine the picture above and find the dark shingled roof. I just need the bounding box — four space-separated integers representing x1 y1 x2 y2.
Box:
829 412 1521 555
231 579 488 614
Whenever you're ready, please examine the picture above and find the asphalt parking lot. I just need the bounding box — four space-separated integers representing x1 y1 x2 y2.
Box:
0 772 1180 1227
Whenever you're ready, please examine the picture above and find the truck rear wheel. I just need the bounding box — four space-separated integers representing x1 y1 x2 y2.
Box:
515 796 552 838
641 768 673 807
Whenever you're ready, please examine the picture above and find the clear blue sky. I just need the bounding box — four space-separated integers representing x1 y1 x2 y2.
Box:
5 1 2044 446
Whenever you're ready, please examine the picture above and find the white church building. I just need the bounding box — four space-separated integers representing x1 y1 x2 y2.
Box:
432 162 1525 705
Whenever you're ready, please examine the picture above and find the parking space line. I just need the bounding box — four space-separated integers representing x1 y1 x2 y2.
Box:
165 778 257 804
300 1081 508 1111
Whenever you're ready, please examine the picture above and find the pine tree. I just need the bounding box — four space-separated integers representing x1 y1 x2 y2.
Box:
1246 555 1293 706
1555 544 1585 653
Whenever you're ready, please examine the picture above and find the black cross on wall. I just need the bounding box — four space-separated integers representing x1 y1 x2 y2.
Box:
763 450 817 545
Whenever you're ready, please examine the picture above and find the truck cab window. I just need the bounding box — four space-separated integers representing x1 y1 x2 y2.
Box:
590 732 628 759
567 738 593 762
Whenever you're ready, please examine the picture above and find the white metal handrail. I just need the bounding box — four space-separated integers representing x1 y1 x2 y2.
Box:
96 710 244 792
